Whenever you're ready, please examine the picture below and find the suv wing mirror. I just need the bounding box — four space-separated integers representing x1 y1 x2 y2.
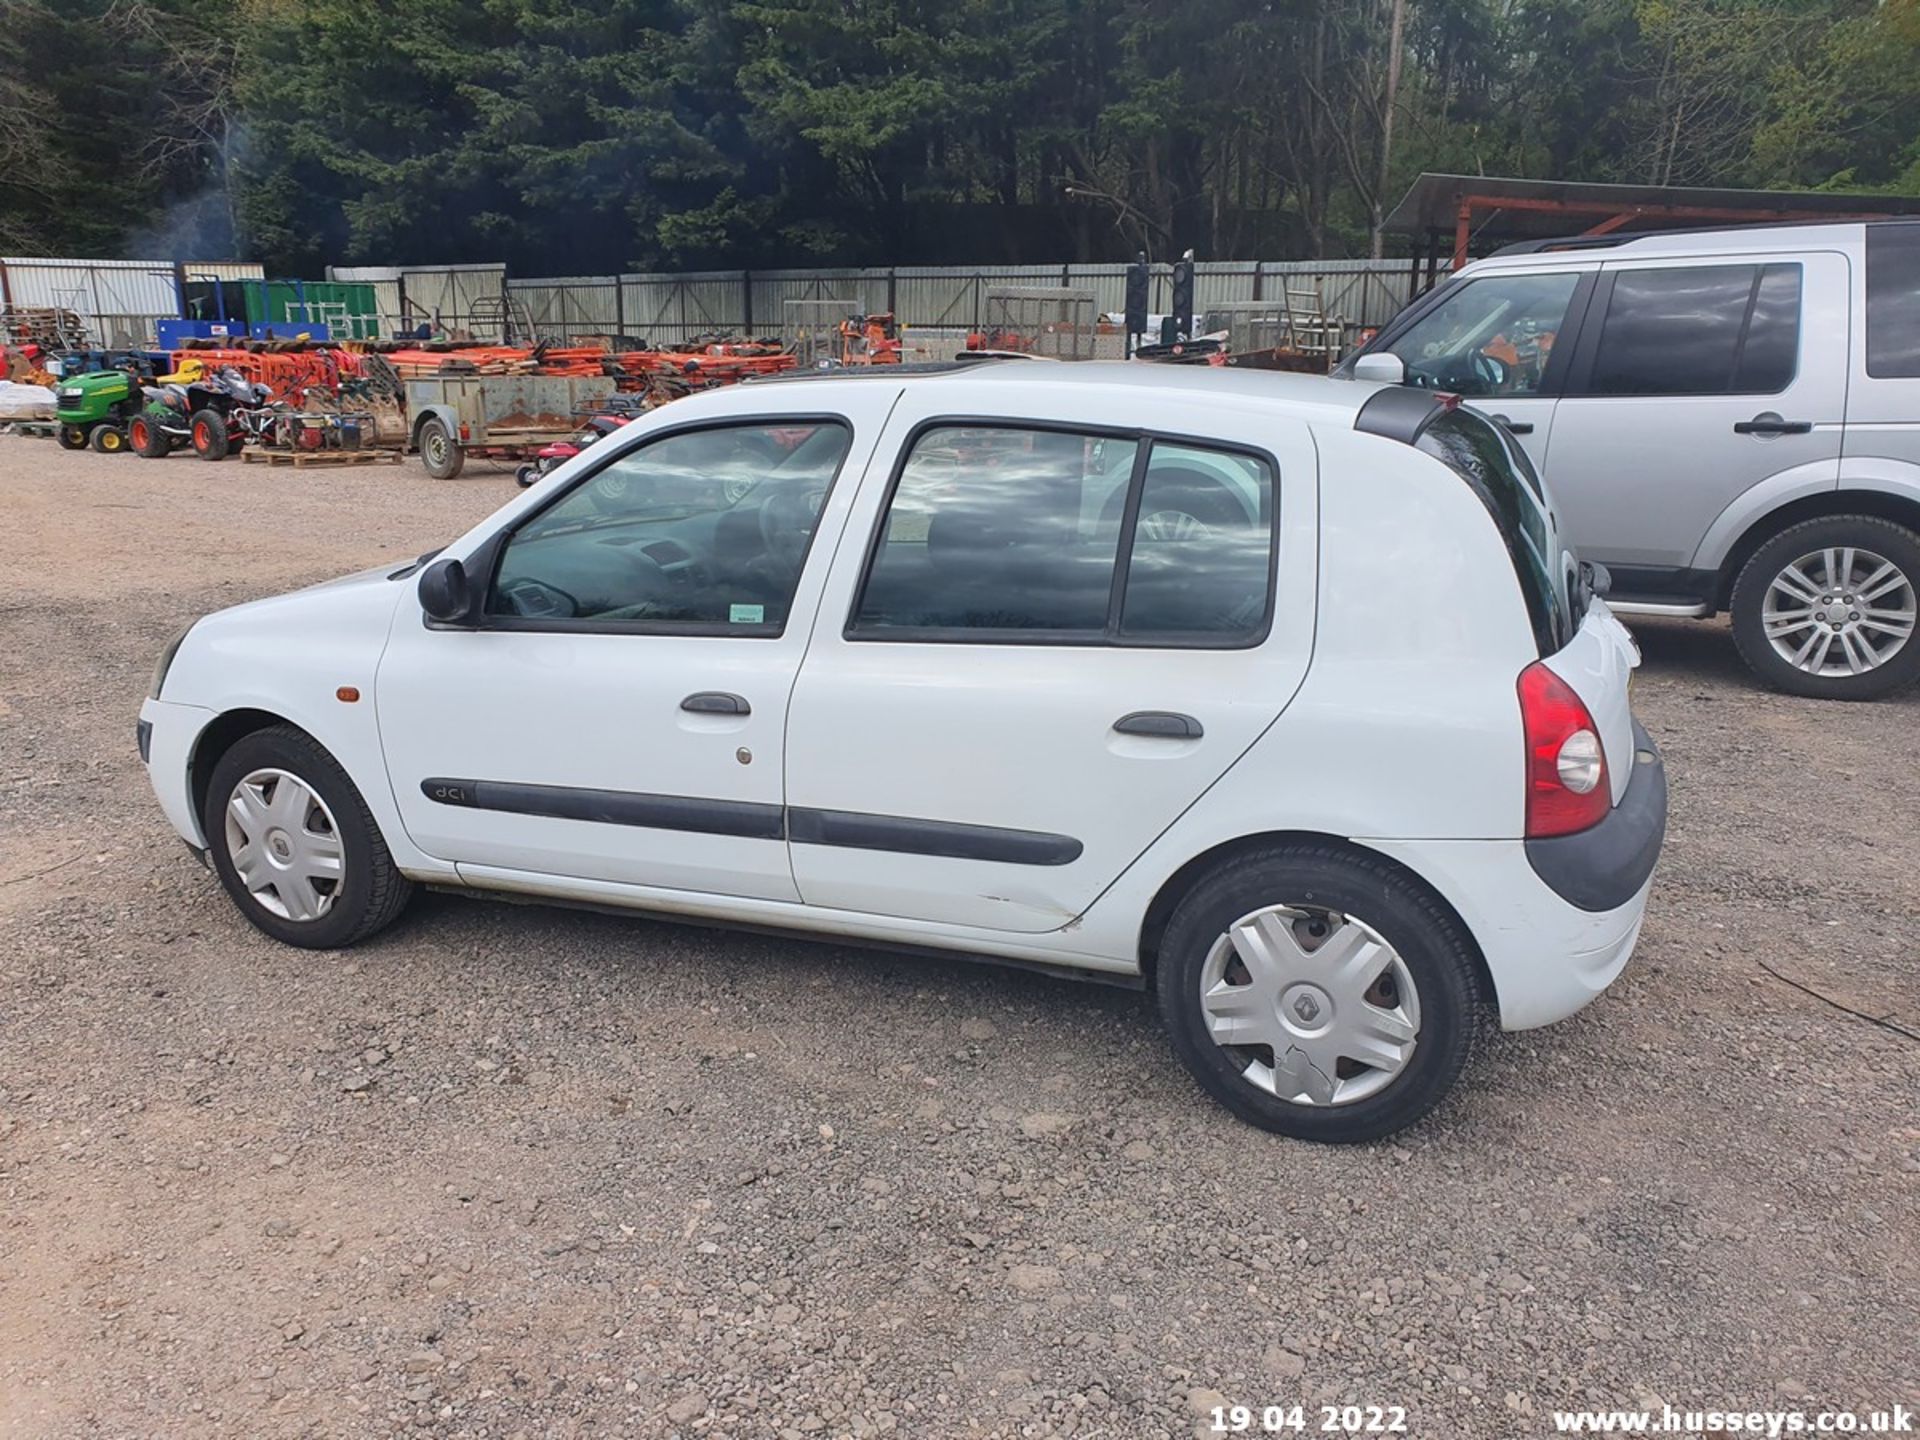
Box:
1352 352 1407 385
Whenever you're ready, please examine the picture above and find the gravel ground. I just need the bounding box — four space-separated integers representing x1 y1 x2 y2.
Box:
2 433 1916 1440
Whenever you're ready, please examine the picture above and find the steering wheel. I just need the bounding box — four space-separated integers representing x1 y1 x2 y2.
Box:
1468 350 1510 393
758 485 825 570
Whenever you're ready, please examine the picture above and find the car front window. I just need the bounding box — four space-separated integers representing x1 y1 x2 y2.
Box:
1386 272 1582 398
488 421 852 632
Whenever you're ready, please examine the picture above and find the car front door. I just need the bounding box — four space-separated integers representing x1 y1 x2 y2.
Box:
377 406 882 901
1365 265 1595 472
781 393 1318 934
1543 252 1850 578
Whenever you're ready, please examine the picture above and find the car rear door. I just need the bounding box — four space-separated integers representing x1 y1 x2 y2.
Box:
781 388 1318 934
1543 252 1849 577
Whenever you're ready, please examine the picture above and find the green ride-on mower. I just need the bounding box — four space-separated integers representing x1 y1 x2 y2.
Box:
54 368 145 454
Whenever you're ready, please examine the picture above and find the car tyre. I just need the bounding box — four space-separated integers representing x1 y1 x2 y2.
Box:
1729 514 1920 701
190 409 231 461
89 422 128 454
201 725 414 950
1156 843 1485 1142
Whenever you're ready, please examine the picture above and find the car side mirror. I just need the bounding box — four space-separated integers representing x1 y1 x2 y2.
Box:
1352 352 1407 385
418 557 472 623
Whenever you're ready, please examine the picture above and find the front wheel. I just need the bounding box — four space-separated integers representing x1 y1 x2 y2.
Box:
58 424 89 450
1156 844 1484 1142
1729 515 1920 700
89 422 128 454
201 725 414 949
189 409 230 461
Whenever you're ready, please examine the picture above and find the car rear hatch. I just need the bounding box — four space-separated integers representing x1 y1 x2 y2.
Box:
1357 390 1644 797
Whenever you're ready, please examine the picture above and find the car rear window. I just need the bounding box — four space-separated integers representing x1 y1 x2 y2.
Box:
1414 410 1574 654
1584 263 1801 397
1865 223 1920 378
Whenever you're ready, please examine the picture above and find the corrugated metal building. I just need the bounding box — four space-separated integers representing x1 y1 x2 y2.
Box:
1 257 265 348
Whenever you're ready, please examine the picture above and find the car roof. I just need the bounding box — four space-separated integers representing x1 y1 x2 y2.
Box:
744 359 1389 426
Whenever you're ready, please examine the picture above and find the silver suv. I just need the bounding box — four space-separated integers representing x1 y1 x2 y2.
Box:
1343 220 1920 700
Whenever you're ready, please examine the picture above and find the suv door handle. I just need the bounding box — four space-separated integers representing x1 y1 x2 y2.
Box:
1733 414 1812 436
681 692 750 715
1113 711 1204 739
1488 413 1534 435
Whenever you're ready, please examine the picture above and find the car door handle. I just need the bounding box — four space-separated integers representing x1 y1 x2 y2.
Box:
1733 415 1812 436
1113 711 1204 739
681 692 750 715
1488 413 1534 435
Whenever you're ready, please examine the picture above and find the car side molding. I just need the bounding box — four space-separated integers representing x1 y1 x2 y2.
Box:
420 778 1083 867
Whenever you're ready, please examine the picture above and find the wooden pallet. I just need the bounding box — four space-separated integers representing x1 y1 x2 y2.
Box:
241 448 402 468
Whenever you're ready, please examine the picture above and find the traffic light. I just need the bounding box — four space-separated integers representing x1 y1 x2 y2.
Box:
1171 251 1195 341
1124 253 1149 351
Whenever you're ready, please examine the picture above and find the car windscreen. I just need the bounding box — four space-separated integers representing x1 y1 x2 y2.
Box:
1414 409 1574 655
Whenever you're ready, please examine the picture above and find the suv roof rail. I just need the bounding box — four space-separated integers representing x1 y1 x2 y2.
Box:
1488 214 1920 261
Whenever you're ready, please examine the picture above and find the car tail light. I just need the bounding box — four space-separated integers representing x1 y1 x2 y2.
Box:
1517 661 1610 838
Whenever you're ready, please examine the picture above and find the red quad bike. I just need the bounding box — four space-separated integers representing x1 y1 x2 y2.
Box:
515 411 633 487
130 367 274 461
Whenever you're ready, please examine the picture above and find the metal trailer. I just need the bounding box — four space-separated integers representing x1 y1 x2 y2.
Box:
403 373 618 479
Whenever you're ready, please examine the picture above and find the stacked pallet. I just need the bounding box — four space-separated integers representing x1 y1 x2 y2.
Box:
381 345 613 379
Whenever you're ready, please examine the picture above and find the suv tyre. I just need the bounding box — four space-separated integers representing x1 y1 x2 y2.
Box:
1730 515 1920 700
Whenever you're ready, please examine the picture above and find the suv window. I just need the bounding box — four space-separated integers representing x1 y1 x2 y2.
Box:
851 425 1275 644
1865 223 1920 378
1415 409 1573 654
1381 272 1582 398
487 421 852 631
1584 263 1801 396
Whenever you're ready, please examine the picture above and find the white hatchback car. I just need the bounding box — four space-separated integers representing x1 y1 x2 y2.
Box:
139 364 1666 1141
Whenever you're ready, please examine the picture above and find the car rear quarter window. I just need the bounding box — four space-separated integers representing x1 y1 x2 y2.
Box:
1865 224 1920 378
1585 263 1801 397
850 425 1276 645
1415 410 1574 655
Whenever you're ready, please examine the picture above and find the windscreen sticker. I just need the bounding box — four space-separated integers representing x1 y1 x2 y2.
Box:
729 603 766 624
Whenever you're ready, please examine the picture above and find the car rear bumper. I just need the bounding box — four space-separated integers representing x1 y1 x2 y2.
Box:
1363 825 1659 1031
1525 722 1667 911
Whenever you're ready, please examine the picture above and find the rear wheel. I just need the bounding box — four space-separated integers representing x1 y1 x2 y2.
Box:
88 422 127 454
1729 515 1920 700
417 417 463 479
1156 844 1484 1142
190 409 230 461
128 413 170 458
201 726 413 949
58 424 89 450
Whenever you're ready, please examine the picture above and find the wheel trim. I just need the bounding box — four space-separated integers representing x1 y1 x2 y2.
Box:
224 768 345 923
1763 546 1916 677
1198 905 1420 1107
1138 508 1211 543
193 419 211 448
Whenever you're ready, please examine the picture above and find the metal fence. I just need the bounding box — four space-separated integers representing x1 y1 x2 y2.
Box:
3 254 1418 352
